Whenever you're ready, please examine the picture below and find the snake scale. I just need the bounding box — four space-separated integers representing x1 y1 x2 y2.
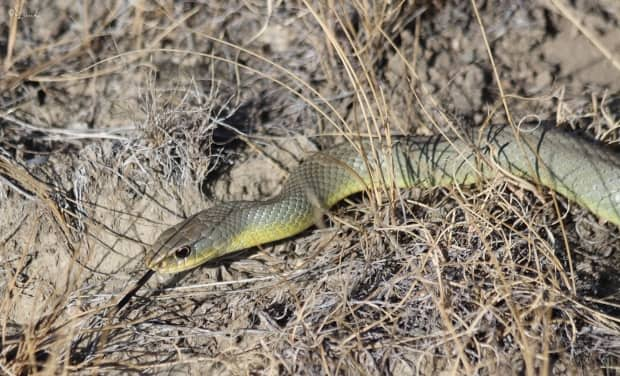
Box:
146 122 620 273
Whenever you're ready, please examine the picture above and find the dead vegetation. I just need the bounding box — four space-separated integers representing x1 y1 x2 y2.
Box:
1 0 620 374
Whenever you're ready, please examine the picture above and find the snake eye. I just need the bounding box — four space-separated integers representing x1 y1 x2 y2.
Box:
174 246 191 259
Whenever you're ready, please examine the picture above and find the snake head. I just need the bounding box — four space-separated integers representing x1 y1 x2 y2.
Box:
146 215 218 273
146 205 239 273
145 217 197 273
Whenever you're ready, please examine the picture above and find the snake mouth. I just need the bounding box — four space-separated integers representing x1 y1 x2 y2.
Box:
147 255 188 274
148 246 222 274
145 251 166 270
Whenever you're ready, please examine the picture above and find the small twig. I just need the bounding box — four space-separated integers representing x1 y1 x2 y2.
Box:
0 112 138 141
0 174 35 200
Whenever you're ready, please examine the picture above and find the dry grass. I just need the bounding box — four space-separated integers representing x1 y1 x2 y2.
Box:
1 0 620 374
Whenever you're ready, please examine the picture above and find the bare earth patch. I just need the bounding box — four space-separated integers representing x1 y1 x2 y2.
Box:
1 1 619 374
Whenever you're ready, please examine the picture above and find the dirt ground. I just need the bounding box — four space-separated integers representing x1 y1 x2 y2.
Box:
1 0 620 374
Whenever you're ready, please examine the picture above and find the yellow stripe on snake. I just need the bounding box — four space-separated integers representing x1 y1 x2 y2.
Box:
146 123 620 273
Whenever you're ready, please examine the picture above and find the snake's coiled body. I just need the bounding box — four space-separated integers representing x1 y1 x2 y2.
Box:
147 123 620 273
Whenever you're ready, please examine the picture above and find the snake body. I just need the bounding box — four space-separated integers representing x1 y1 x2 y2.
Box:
147 123 620 273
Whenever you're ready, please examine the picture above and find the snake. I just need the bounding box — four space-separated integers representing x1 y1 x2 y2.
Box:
146 122 620 273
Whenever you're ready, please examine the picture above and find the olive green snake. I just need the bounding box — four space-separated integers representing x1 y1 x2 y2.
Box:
146 122 620 273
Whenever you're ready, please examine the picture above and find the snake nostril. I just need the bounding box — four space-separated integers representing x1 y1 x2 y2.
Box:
174 246 191 259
